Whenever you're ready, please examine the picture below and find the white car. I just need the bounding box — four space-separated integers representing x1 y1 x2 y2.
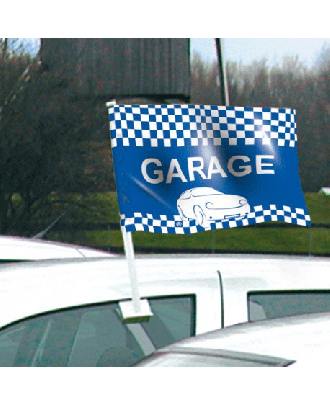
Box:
0 235 117 261
0 254 329 366
135 312 330 367
177 187 250 227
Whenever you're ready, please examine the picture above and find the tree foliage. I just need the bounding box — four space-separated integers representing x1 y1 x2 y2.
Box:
0 45 114 235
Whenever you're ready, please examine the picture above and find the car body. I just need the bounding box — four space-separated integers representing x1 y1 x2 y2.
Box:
0 235 116 261
177 187 250 227
0 254 329 366
135 312 330 367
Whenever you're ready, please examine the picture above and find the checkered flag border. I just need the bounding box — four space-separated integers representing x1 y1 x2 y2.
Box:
109 104 298 148
120 205 311 234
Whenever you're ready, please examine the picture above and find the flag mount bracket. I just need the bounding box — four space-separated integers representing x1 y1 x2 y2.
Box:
119 299 153 324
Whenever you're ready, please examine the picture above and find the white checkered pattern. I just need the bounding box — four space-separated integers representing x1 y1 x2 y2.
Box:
120 205 311 234
109 104 297 148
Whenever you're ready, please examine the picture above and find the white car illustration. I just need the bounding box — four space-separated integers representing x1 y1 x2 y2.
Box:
177 187 250 227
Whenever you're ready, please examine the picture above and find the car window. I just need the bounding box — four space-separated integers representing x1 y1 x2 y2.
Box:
141 296 195 348
248 290 330 322
0 295 195 367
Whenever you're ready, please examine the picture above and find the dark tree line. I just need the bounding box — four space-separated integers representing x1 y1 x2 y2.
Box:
0 42 114 235
0 42 329 235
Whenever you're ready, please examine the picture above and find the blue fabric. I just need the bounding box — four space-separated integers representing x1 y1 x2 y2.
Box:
108 104 310 234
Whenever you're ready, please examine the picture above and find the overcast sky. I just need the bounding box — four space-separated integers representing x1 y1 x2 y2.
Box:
12 37 330 69
191 38 330 67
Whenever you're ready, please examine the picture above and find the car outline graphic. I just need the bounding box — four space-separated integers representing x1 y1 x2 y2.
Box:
177 187 250 227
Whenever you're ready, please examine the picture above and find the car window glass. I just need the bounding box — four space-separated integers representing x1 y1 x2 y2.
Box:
0 295 195 367
68 305 144 367
141 296 195 348
248 291 330 322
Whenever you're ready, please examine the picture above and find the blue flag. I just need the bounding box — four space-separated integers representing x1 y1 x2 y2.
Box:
108 104 311 234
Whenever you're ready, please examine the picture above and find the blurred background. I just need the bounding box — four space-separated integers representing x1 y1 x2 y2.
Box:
0 37 329 256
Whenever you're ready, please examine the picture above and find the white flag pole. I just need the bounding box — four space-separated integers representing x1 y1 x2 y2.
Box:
107 100 152 322
121 228 141 313
119 224 153 323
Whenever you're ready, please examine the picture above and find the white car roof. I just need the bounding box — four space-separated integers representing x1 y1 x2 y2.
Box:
0 254 329 332
0 235 116 260
165 312 330 365
214 254 330 326
0 255 223 331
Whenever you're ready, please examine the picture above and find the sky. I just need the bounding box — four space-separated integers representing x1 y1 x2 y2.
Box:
4 0 330 68
190 38 330 68
16 38 330 69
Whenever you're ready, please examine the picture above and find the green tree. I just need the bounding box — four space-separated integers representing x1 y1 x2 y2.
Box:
190 52 221 105
0 46 114 235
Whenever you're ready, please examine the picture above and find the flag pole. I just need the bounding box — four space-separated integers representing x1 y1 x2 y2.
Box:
119 224 153 323
121 228 141 313
213 39 229 253
107 100 153 323
215 38 229 106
